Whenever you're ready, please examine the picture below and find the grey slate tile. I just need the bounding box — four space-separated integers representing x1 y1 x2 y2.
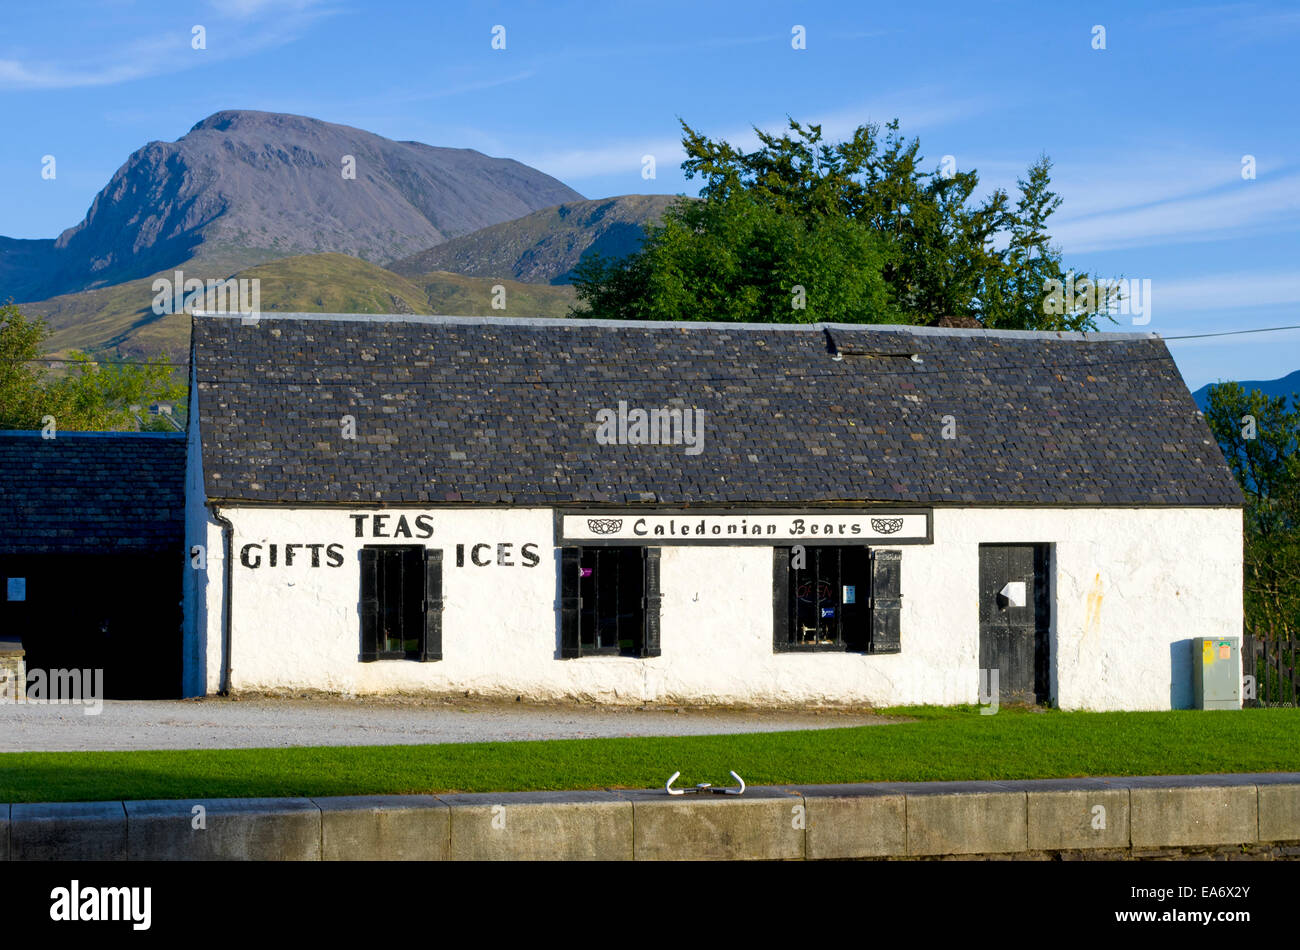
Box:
0 432 186 554
189 315 1243 508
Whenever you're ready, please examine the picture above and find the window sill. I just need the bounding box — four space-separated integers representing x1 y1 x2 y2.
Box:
775 644 870 654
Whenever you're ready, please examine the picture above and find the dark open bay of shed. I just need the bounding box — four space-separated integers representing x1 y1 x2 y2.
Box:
0 432 186 699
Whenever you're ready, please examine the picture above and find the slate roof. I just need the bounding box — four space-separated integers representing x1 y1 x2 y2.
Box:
191 313 1244 508
0 432 187 554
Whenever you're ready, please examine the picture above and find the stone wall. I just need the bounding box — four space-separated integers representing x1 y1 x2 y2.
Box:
0 639 24 702
3 772 1297 861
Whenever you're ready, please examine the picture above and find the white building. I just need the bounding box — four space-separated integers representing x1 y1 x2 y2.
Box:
182 313 1244 710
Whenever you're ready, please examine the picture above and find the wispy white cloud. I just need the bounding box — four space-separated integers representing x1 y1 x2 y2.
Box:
950 145 1300 257
525 137 686 181
524 88 992 182
1141 3 1300 45
789 92 991 141
1164 325 1300 351
0 33 178 88
1051 158 1242 220
532 31 794 66
1151 269 1300 314
1087 270 1300 354
206 0 327 18
522 25 892 69
0 0 335 90
1051 171 1300 253
1225 9 1300 41
1122 268 1300 353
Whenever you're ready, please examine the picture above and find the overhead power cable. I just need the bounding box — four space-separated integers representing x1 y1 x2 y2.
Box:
6 323 1297 383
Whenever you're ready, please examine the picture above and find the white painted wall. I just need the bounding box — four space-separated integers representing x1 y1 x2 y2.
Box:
185 505 1241 709
181 376 227 698
925 508 1242 710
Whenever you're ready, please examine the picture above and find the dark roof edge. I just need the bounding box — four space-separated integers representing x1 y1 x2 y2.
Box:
191 311 1160 343
199 497 1243 510
0 430 185 439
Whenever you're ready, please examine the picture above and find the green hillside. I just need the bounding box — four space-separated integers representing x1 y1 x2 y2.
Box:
239 253 433 316
22 252 578 362
244 253 577 320
414 269 577 317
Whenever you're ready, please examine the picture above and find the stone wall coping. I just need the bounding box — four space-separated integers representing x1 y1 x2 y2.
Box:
3 773 1298 860
780 773 1300 796
435 789 628 807
6 772 1298 813
124 797 321 818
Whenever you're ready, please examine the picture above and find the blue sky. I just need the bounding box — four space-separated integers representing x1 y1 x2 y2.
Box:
1 0 1297 390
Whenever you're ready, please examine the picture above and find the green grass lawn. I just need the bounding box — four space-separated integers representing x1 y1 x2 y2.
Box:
1 705 1297 804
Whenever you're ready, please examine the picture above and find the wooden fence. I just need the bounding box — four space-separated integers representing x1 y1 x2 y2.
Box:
1243 630 1299 707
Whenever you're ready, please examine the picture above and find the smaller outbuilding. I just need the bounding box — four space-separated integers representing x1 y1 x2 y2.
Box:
0 431 186 698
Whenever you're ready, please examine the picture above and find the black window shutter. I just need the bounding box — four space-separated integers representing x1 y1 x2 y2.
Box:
642 547 662 658
870 549 902 654
359 547 381 662
422 548 444 662
842 544 871 652
772 546 791 652
560 546 582 658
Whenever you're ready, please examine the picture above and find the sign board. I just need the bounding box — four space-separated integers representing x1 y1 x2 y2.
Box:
559 511 931 545
999 581 1027 607
6 577 25 602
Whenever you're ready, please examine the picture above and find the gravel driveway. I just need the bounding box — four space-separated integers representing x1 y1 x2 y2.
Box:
0 696 899 752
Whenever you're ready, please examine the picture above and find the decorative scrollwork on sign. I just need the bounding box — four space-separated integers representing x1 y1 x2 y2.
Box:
870 517 904 535
586 518 624 535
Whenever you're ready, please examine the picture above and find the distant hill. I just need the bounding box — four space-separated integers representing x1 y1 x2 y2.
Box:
1 110 582 302
239 253 577 322
28 253 577 361
412 269 577 319
388 194 679 284
1192 370 1300 411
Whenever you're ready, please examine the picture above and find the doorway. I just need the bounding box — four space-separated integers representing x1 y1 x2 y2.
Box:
978 544 1052 705
0 552 183 699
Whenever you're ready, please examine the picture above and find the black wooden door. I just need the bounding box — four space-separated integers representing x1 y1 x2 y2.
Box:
978 544 1050 705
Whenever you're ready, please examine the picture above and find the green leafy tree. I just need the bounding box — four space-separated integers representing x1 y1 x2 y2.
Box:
572 188 892 323
1204 381 1300 638
0 302 47 427
574 118 1118 328
47 352 187 431
985 156 1109 330
0 302 185 432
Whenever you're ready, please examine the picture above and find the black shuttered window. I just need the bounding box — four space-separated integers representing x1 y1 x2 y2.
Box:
559 546 661 658
360 545 444 662
773 546 902 654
